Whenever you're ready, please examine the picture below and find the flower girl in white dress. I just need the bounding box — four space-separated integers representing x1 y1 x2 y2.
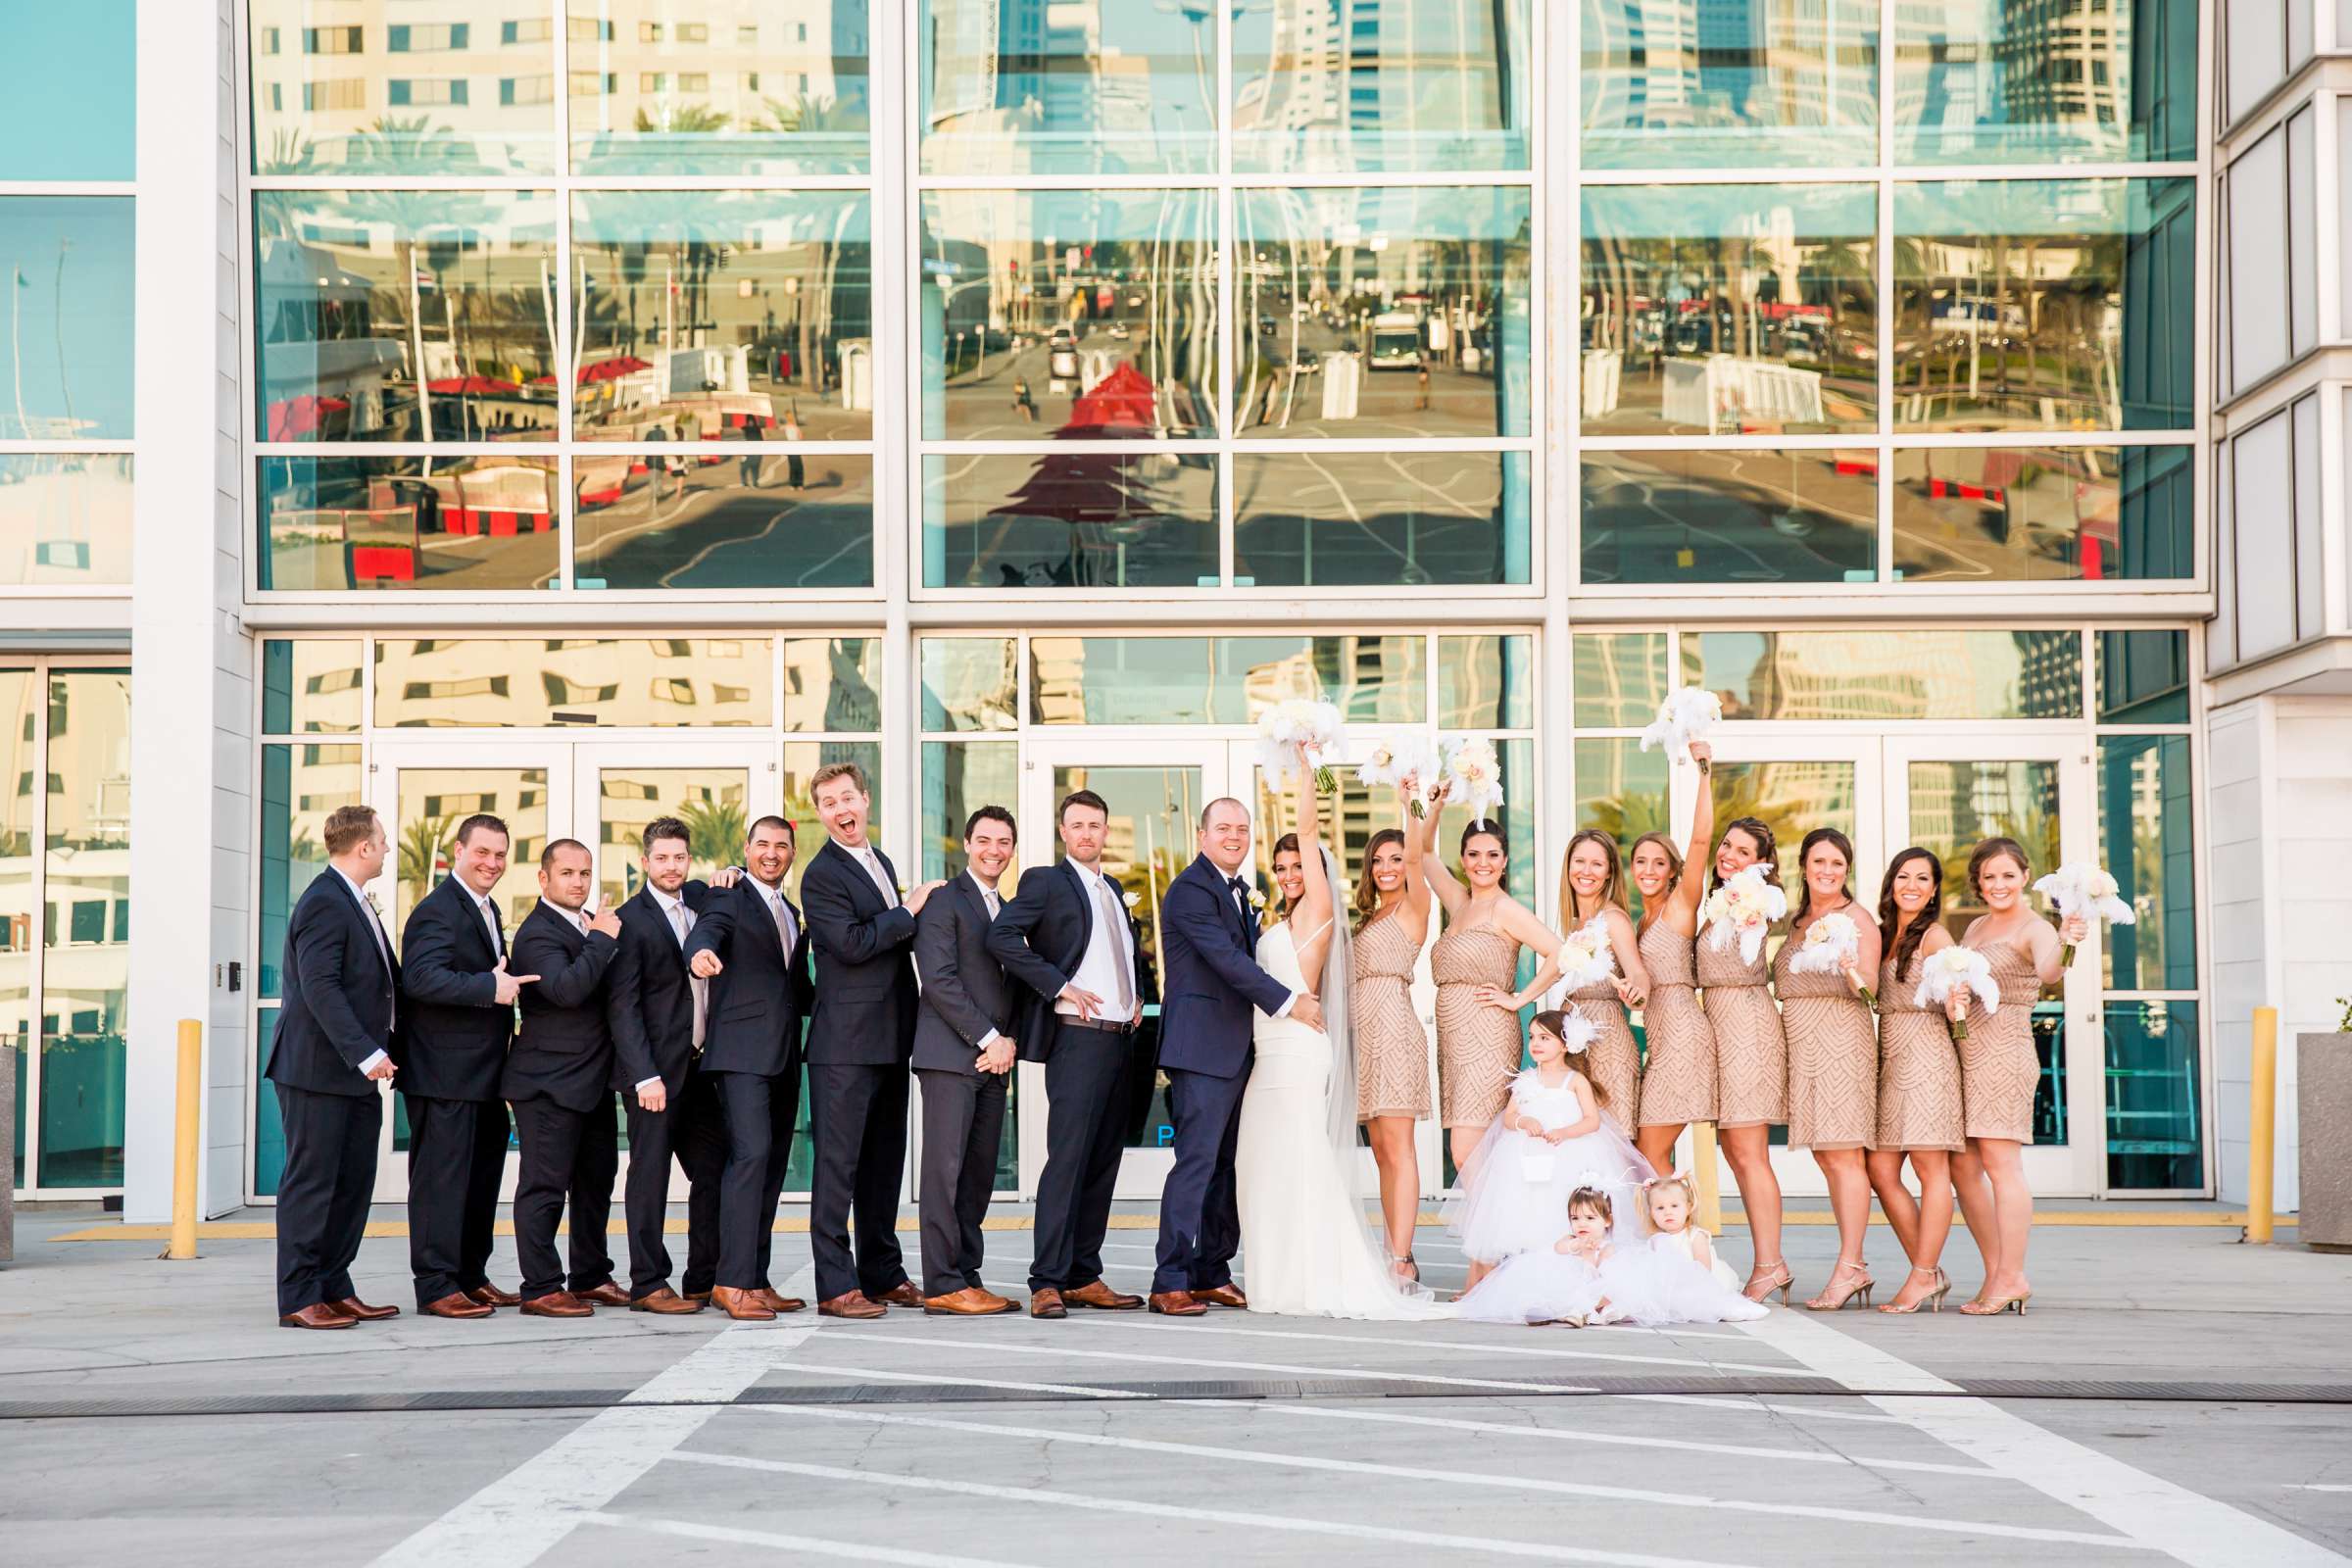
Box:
1621 1173 1768 1325
1458 1184 1634 1326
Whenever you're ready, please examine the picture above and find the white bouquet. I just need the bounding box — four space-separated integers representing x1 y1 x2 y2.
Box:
1256 698 1344 794
1355 731 1443 817
1915 946 1999 1042
2033 861 2134 967
1555 914 1619 992
1788 910 1875 1008
1443 737 1505 827
1638 685 1725 766
1700 863 1788 965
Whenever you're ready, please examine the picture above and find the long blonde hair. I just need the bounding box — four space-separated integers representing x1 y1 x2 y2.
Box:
1557 828 1630 926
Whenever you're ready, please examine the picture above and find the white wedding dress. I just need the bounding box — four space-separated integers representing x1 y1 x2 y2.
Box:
1235 918 1456 1321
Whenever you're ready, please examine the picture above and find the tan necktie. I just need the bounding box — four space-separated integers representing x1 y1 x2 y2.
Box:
767 885 798 955
668 899 707 1049
1094 876 1135 1015
859 847 898 907
982 883 1001 920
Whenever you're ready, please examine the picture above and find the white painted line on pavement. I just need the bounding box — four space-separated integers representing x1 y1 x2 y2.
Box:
764 1359 1152 1399
732 1402 2134 1547
665 1448 1751 1568
1058 1310 1809 1376
370 1266 819 1567
580 1511 1029 1567
2285 1485 2352 1494
1621 1393 1912 1425
1739 1308 2352 1568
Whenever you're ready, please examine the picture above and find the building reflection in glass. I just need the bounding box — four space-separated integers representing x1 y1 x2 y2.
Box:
1442 634 1534 730
1581 448 1875 584
1682 628 2083 720
254 190 559 443
1233 0 1531 173
1891 444 2191 582
568 0 870 174
2 671 31 1179
784 636 883 733
372 637 774 727
1580 0 1878 170
1027 634 1421 725
0 198 134 440
0 456 133 586
1893 177 2192 431
920 0 1217 176
258 742 365 998
1895 0 2196 165
573 450 875 590
1581 183 1876 435
1576 736 1671 863
921 188 1217 441
920 639 1019 733
259 456 561 591
923 451 1218 590
1235 451 1528 587
39 669 131 1189
1572 631 1671 728
572 191 873 444
1236 186 1532 439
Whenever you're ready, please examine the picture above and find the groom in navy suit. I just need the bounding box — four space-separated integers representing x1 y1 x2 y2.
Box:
1148 797 1324 1315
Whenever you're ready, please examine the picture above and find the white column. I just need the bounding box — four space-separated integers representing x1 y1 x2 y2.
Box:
122 0 248 1222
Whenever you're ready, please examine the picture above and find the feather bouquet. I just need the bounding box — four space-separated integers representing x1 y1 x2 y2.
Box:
1788 910 1875 1008
1355 731 1443 817
2033 861 2134 967
1256 698 1343 794
1638 686 1725 766
1915 947 1999 1042
1555 914 1619 992
1443 737 1504 827
1554 1011 1598 1056
1700 863 1788 965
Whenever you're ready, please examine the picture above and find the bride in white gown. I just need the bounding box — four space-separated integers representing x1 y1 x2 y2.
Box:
1235 752 1455 1321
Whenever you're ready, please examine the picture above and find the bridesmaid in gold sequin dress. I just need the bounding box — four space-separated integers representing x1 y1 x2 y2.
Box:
1775 827 1884 1311
1695 815 1791 1303
1629 740 1718 1175
1865 848 1964 1314
1946 837 2085 1317
1350 794 1438 1281
1555 828 1651 1131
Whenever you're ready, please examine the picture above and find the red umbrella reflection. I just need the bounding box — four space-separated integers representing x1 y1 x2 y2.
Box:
264 394 349 441
427 375 531 397
1062 362 1158 435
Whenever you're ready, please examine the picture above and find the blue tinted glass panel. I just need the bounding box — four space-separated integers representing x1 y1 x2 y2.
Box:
2097 734 2197 992
0 5 135 179
2105 1000 2200 1188
1896 0 2198 165
0 199 134 438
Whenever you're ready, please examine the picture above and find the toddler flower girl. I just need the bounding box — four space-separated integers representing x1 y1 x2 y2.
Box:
1458 1184 1631 1326
1622 1173 1768 1325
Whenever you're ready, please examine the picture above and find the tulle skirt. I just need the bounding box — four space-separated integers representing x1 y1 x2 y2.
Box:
1611 1236 1770 1326
1458 1240 1769 1327
1456 1248 1613 1325
1444 1116 1654 1265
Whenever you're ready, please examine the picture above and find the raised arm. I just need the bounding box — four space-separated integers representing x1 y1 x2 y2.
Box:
1288 760 1335 991
1417 778 1468 918
1398 789 1434 938
1670 740 1717 923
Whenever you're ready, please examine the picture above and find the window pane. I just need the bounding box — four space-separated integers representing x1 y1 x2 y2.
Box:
254 190 558 443
261 641 365 735
249 0 558 173
923 452 1218 590
2223 0 2283 126
778 743 880 904
2097 630 2190 724
0 4 133 178
1031 637 1213 725
41 670 130 1189
2287 108 2318 360
2227 130 2288 393
2230 412 2294 662
1894 177 2194 432
1892 444 2192 582
1582 0 1876 170
2294 393 2323 639
2105 1000 2200 1188
1581 449 1875 584
784 637 882 733
921 640 1018 733
389 765 550 939
1682 630 2083 719
1235 0 1529 172
1581 184 1876 435
254 1009 286 1198
568 0 868 173
1434 738 1538 902
0 200 134 440
0 455 132 587
922 742 1018 883
1576 736 1670 866
574 451 874 590
258 456 560 591
1572 633 1671 728
1236 452 1529 587
921 190 1217 440
1236 187 1532 439
2098 734 2196 991
1217 637 1425 724
592 766 752 910
1441 635 1534 730
373 638 774 727
1906 758 2063 940
571 190 872 443
1707 760 1858 868
258 743 364 1000
1 671 32 1184
919 0 1212 175
1895 0 2195 164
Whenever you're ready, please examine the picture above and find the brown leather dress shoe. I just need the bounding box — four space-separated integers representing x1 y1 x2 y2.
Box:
466 1284 521 1308
571 1282 632 1308
1029 1288 1067 1319
925 1287 1018 1316
519 1291 593 1318
681 1290 712 1306
753 1288 807 1314
630 1287 706 1315
1148 1290 1207 1316
1191 1285 1248 1310
710 1286 776 1321
1062 1280 1144 1310
420 1292 494 1320
331 1296 401 1321
278 1301 355 1330
874 1282 923 1307
818 1290 887 1320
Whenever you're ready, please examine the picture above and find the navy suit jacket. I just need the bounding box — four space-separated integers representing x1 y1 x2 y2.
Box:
987 859 1152 1064
800 839 919 1068
393 872 513 1102
268 868 400 1098
502 902 619 1113
1154 855 1290 1080
911 873 1020 1076
604 881 714 1097
679 875 811 1079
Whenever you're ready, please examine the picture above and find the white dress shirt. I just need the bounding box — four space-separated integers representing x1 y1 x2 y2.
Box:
1057 858 1138 1026
967 869 1004 1052
333 865 394 1074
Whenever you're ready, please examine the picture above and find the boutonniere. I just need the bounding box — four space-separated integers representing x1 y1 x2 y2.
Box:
365 890 384 916
1245 887 1267 911
1121 889 1141 910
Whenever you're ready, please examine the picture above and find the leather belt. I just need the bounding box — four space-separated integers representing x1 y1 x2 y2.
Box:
1055 1014 1139 1036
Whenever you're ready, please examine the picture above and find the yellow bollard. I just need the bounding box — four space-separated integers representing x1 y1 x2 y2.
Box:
2245 1006 2277 1245
166 1019 202 1260
1691 1121 1723 1236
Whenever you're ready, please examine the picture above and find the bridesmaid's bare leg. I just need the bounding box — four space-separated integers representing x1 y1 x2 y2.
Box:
1636 1121 1684 1175
1365 1115 1421 1268
1964 1136 2033 1305
1866 1148 1921 1262
1719 1123 1787 1299
1804 1148 1873 1307
1948 1144 1999 1286
1882 1150 1956 1310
